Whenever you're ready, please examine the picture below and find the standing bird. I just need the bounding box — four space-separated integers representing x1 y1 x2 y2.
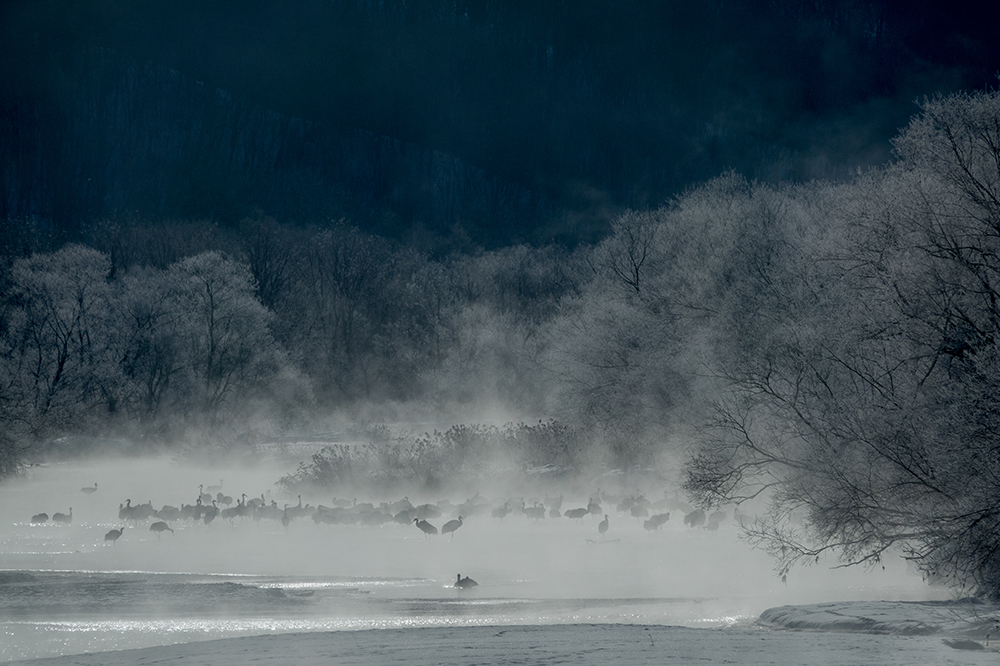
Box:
522 502 546 521
80 483 98 495
413 517 438 537
202 501 219 526
198 485 213 505
105 526 125 544
52 508 73 524
149 521 173 537
441 516 464 539
598 514 609 537
287 495 307 519
30 512 48 524
455 574 478 589
709 509 728 524
643 512 670 531
684 509 706 528
630 505 649 521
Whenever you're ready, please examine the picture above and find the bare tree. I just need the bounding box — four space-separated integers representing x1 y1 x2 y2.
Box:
590 210 661 294
238 212 296 311
685 91 1000 597
112 267 183 424
0 246 115 440
167 252 284 424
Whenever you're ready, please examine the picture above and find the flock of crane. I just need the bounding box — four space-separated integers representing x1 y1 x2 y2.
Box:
28 480 730 566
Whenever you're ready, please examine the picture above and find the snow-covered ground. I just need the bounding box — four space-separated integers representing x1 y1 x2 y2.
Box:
760 599 1000 640
2 456 997 664
7 620 999 666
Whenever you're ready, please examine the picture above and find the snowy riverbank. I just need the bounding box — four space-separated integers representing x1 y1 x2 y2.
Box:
7 606 1000 666
759 598 1000 648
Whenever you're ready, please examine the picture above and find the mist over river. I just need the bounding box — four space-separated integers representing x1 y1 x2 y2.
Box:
0 456 956 662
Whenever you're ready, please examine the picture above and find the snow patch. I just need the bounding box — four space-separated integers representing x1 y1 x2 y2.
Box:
759 599 1000 644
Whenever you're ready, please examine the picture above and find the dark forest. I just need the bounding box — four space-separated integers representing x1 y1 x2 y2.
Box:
4 1 999 248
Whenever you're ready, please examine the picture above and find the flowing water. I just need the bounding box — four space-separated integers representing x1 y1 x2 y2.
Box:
0 457 948 662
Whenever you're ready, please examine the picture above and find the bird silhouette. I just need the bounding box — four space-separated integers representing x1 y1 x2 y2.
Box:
105 526 125 544
221 499 242 522
630 504 649 518
522 502 546 521
30 512 48 524
617 496 636 514
587 492 603 517
643 512 670 531
598 514 609 537
441 516 464 539
287 495 309 519
491 503 511 520
202 501 219 525
413 517 438 537
149 521 173 537
455 573 478 589
684 509 706 528
52 508 73 524
80 483 98 495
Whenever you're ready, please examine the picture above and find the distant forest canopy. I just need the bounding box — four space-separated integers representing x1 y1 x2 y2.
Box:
2 0 999 249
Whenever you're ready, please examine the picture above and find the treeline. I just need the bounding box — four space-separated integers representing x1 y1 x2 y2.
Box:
4 1 998 246
0 215 589 473
4 90 1000 596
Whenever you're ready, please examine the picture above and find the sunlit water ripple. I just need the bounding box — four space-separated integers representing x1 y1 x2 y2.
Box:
0 569 760 661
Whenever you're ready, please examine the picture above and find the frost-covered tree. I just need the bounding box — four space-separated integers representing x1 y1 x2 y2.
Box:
0 245 116 441
290 225 394 402
166 251 286 424
685 91 1000 597
110 266 184 425
546 173 779 462
425 245 584 418
0 242 311 466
